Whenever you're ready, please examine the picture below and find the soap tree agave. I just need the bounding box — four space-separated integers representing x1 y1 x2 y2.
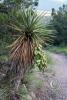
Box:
8 8 52 100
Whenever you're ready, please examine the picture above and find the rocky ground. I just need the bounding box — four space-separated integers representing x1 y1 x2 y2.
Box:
0 53 67 100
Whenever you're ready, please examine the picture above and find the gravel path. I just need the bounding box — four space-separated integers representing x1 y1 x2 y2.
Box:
35 53 67 100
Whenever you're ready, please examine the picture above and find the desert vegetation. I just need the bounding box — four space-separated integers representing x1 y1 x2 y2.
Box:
0 0 53 100
0 0 67 100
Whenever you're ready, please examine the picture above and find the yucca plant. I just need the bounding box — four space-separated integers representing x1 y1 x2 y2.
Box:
8 8 53 100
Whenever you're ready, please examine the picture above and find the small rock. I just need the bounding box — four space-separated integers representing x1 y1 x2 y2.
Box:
27 95 32 100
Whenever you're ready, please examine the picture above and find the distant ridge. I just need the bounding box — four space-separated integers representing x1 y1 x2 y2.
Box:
37 10 51 25
37 10 51 16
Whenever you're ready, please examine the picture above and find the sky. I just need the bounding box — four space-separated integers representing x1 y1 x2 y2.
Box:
0 0 67 11
0 0 4 3
37 0 67 11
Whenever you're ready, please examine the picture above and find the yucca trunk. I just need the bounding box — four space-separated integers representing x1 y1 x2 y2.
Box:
9 36 34 100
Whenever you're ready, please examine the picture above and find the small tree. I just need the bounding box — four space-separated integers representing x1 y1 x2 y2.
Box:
51 5 67 45
8 9 51 100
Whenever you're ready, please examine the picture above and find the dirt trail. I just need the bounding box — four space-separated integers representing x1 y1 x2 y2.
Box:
35 53 67 100
50 53 67 100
